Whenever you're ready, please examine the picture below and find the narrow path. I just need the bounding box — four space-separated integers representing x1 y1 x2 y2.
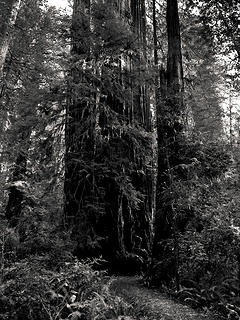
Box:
110 276 219 320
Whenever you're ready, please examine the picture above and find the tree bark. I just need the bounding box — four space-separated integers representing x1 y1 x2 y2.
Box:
64 0 152 267
166 0 184 109
152 0 184 290
64 0 96 255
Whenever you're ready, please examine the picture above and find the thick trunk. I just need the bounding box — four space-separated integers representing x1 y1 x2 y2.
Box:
152 0 184 289
0 0 21 76
125 0 153 257
65 0 152 266
109 0 153 261
64 0 97 254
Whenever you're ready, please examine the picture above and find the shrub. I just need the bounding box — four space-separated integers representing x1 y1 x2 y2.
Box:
0 257 132 320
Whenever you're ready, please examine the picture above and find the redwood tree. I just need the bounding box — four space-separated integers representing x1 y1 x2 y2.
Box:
64 0 153 266
152 0 184 289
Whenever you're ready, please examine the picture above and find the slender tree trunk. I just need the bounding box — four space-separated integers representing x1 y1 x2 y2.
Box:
152 0 158 68
166 0 184 109
229 96 233 149
0 0 21 77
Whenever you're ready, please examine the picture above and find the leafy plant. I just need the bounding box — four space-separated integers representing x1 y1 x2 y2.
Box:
0 258 133 320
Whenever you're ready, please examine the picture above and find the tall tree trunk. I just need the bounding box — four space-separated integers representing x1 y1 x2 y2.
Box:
64 0 152 266
152 0 184 290
166 0 184 109
123 0 153 258
64 0 96 255
100 0 153 263
0 0 21 77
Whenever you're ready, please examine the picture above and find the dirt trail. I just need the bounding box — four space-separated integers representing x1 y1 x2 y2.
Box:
110 276 219 320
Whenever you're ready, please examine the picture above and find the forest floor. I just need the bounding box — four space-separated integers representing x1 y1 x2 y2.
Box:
110 276 219 320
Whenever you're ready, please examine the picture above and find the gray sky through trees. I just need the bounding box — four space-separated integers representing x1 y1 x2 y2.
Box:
48 0 69 9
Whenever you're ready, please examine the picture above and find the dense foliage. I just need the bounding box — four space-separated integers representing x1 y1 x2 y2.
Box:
0 256 133 319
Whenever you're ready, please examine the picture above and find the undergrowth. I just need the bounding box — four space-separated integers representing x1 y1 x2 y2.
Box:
0 256 134 320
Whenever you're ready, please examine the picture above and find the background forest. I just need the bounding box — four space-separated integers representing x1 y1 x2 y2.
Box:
0 0 240 319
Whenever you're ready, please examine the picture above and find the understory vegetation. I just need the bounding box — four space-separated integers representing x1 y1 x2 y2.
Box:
0 256 133 319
